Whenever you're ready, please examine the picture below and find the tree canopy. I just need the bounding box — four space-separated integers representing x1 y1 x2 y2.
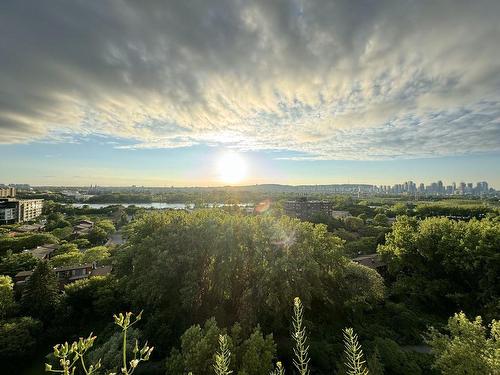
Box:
378 216 500 318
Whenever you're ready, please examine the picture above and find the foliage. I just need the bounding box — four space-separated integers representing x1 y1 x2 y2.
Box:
0 251 38 276
73 238 92 249
21 261 60 322
45 311 153 375
83 246 111 264
0 317 42 361
96 219 116 235
51 226 74 240
342 328 369 375
63 276 122 330
0 275 15 318
366 348 384 375
292 297 310 375
415 203 492 219
50 251 84 267
372 214 389 227
344 217 364 232
378 216 500 317
214 334 232 375
165 318 276 375
426 312 500 375
87 226 109 245
119 210 382 349
89 327 141 374
370 337 422 375
0 233 58 256
53 242 79 257
269 362 285 375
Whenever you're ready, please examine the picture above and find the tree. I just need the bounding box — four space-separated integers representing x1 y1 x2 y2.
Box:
165 318 224 375
87 227 108 246
426 312 500 375
0 317 42 362
50 251 83 267
391 203 409 217
0 275 15 319
0 251 38 277
366 348 384 375
371 337 422 375
357 213 368 224
21 261 60 321
51 226 73 240
82 246 110 264
378 216 500 317
372 214 389 227
63 276 122 332
73 238 91 249
165 317 276 375
52 243 79 257
96 220 116 236
118 209 379 351
237 326 276 375
344 217 364 232
0 233 58 256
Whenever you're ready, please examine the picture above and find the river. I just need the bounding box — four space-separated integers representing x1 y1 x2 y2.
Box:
69 202 253 209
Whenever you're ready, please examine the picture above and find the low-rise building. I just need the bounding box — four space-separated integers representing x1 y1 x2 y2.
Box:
25 243 59 260
352 254 386 271
16 223 45 233
331 210 352 219
284 199 336 219
15 263 112 288
73 220 94 235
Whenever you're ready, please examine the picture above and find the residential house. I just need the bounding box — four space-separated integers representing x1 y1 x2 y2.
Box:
14 263 112 288
73 220 94 236
25 243 59 260
352 253 386 271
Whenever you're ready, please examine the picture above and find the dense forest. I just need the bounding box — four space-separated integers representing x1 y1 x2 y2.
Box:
0 203 499 374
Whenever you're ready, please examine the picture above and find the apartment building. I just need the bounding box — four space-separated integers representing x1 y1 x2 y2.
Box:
0 198 43 224
0 187 16 198
18 199 44 222
0 199 18 224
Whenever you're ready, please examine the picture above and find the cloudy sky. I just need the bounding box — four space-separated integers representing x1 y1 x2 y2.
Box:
1 0 499 186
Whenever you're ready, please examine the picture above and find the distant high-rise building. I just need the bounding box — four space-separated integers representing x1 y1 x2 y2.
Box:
0 187 16 198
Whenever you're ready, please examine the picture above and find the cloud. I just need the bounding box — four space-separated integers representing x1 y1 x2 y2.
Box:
0 0 499 159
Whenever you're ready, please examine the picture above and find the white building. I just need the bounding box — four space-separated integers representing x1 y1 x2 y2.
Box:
19 199 44 222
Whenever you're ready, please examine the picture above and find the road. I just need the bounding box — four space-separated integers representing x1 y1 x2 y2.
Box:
106 230 124 245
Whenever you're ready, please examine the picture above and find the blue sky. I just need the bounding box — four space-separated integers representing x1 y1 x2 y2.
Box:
1 135 498 187
0 1 499 187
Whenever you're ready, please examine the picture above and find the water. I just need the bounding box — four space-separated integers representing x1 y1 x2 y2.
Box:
69 202 254 209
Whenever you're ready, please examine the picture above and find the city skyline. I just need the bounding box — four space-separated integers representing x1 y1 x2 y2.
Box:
1 1 499 186
1 178 496 192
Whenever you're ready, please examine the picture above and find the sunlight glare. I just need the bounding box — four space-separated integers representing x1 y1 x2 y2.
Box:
216 151 247 184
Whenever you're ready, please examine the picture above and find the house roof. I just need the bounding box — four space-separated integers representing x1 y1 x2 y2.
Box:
54 263 94 272
15 270 33 277
90 265 113 277
25 243 59 259
352 254 386 269
16 224 45 232
76 220 94 225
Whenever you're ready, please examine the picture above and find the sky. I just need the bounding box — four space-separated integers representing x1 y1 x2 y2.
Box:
0 0 499 187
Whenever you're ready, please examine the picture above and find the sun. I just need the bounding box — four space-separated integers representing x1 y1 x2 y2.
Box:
216 151 247 184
